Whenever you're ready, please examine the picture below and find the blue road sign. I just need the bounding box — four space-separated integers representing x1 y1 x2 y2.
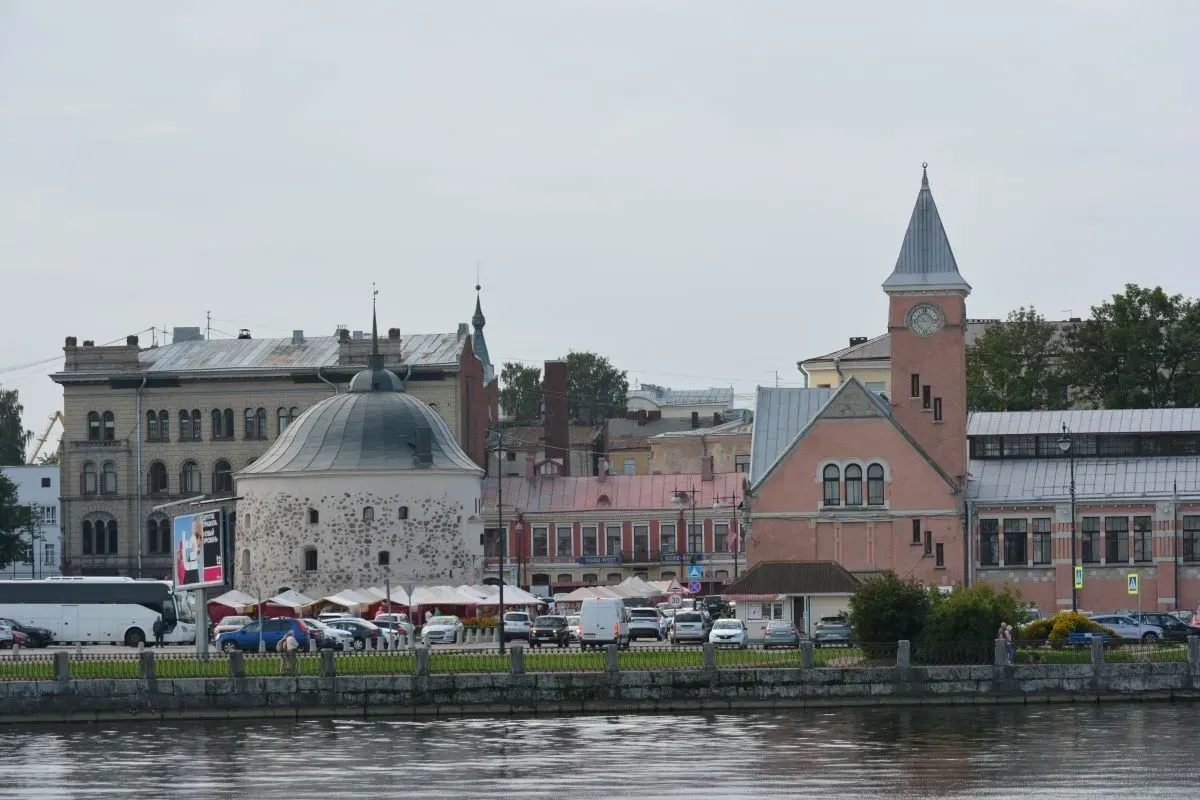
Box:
687 565 703 581
688 580 702 593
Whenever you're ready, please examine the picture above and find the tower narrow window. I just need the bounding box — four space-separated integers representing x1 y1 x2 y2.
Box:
910 373 920 398
398 506 408 520
912 519 922 545
922 386 932 410
933 398 943 421
363 506 375 522
308 508 319 524
303 547 318 572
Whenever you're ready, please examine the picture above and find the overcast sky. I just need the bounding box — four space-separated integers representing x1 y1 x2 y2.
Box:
1 1 1197 446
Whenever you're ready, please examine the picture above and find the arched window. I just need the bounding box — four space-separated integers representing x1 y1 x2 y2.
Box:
398 506 409 520
362 506 375 522
582 573 598 584
606 572 622 583
156 410 169 442
101 461 117 495
244 409 255 440
241 549 250 576
94 522 107 555
302 547 318 572
159 518 170 554
289 407 299 424
147 518 162 553
822 465 841 506
191 410 202 440
87 412 101 441
222 409 234 440
278 407 289 435
147 411 159 442
308 508 319 524
556 573 572 584
213 460 233 494
211 409 223 440
148 461 168 495
107 520 118 555
179 409 191 441
844 464 863 506
102 411 115 441
255 407 268 440
82 520 94 555
867 464 886 505
661 571 676 580
81 461 97 495
180 460 201 494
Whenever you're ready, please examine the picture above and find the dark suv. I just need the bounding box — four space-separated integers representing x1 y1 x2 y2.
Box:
1127 612 1200 643
700 596 729 619
529 615 570 648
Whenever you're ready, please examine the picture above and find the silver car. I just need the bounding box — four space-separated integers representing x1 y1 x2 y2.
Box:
671 611 708 644
813 617 853 648
1089 614 1163 642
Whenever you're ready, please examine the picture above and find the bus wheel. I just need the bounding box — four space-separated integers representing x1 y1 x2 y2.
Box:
124 628 146 648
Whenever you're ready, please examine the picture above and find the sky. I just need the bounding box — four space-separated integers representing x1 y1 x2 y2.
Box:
1 1 1197 451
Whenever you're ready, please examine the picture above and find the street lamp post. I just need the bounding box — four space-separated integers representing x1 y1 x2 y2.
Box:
713 494 741 584
1057 423 1078 613
515 518 525 591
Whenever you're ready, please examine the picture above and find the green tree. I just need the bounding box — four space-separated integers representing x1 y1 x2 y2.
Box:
847 572 931 644
563 351 628 425
36 450 60 465
0 389 31 466
1063 284 1200 408
966 307 1066 412
921 584 1024 644
0 473 33 570
498 362 542 419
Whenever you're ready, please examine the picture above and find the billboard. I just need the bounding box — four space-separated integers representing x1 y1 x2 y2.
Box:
173 510 224 590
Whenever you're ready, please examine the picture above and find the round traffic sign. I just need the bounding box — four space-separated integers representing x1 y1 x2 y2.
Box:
688 580 702 594
668 594 683 608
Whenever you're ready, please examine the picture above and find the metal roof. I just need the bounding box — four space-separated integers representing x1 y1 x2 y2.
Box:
723 561 860 596
136 332 464 374
881 166 971 294
652 419 753 439
629 386 735 408
968 457 1200 503
968 409 1200 437
748 387 835 484
482 473 744 513
801 320 1073 366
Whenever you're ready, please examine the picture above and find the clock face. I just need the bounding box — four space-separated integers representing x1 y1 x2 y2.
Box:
906 303 945 337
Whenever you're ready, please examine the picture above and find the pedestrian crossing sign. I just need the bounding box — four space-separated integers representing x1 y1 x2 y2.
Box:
1073 566 1083 590
1127 573 1139 595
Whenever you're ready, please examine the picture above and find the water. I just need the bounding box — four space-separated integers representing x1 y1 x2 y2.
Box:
0 705 1195 799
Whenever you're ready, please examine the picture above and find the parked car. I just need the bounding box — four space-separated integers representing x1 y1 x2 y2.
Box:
813 617 853 648
324 618 393 650
422 615 465 645
671 611 709 644
1089 615 1163 641
216 617 310 653
374 613 415 643
373 619 415 646
300 618 350 650
0 617 53 648
1124 612 1200 643
212 615 253 641
579 597 630 650
762 620 802 649
566 615 582 643
502 611 533 641
529 615 570 648
318 611 352 622
708 618 748 648
701 596 730 619
627 607 666 642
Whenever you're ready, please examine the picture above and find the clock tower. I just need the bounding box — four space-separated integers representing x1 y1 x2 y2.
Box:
883 165 971 487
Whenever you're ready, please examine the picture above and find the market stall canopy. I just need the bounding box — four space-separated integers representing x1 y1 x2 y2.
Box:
269 589 316 610
464 584 545 607
617 577 665 598
410 585 480 608
207 589 258 613
367 585 409 606
559 585 628 602
322 589 379 610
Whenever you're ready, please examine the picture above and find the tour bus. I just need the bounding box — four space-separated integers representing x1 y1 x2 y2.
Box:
0 577 197 647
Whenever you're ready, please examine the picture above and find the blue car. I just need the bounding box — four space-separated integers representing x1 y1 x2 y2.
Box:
217 617 310 653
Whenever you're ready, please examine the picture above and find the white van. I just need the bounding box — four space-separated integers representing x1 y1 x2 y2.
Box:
579 597 630 650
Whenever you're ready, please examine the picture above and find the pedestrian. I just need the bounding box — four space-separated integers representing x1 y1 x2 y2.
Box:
424 609 433 626
152 615 164 648
1003 623 1015 666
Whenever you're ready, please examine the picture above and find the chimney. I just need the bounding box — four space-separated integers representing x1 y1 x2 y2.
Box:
237 329 252 340
691 411 700 429
126 335 139 347
849 336 868 347
543 360 570 476
82 340 94 347
701 456 714 482
338 328 350 341
292 330 304 345
524 452 536 478
713 412 723 425
598 457 608 481
65 336 77 347
388 328 401 341
415 427 433 466
637 409 647 426
457 322 469 338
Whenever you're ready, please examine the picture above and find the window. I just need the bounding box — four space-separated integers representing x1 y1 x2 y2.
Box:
556 525 572 557
924 530 933 556
1104 516 1129 563
623 459 636 475
605 525 621 556
844 464 863 506
1098 436 1136 457
1133 516 1152 563
43 543 56 566
308 508 319 524
910 373 920 398
106 520 118 554
156 410 168 442
633 525 649 559
532 526 549 558
101 461 117 494
1171 436 1199 455
191 410 202 440
735 455 750 473
1005 436 1036 457
822 465 840 506
867 464 885 505
289 407 300 426
1073 436 1098 456
180 461 201 494
147 411 160 441
147 518 163 553
395 505 409 521
556 573 572 584
213 460 233 494
221 409 234 440
82 521 93 555
256 408 268 440
1004 518 1028 565
40 477 51 488
933 398 943 422
713 522 729 553
211 410 223 440
179 409 191 441
935 543 944 567
363 506 375 522
714 569 729 582
582 573 598 584
244 409 255 440
1081 517 1100 564
505 451 516 462
976 437 1002 458
278 408 290 435
87 412 101 441
581 525 597 556
606 572 622 583
158 518 169 554
661 571 676 580
979 518 999 566
1184 516 1200 563
303 547 318 572
750 603 784 621
148 461 168 495
911 519 922 545
1036 436 1062 457
81 461 97 495
242 549 251 575
92 525 106 556
102 411 115 441
1033 517 1052 565
660 523 676 554
688 523 703 554
921 385 931 410
39 506 56 525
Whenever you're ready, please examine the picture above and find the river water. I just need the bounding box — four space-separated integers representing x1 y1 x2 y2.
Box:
0 704 1194 799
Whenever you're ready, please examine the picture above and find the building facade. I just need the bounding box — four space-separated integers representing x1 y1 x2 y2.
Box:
649 418 753 476
51 296 497 579
488 424 603 478
627 385 735 421
0 465 63 579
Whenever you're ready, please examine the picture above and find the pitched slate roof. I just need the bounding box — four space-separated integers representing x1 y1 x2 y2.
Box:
723 561 860 596
652 419 753 438
882 165 971 294
968 457 1200 503
748 387 835 483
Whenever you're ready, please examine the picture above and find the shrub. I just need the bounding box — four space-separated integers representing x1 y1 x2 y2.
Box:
1019 618 1054 641
1021 612 1120 647
921 584 1025 643
848 572 930 643
462 616 499 630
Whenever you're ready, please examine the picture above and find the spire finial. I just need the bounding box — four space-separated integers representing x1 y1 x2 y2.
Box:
369 282 382 369
472 273 486 330
921 162 929 188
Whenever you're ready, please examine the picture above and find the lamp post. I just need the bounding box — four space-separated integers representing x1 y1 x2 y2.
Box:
1057 423 1078 612
496 433 506 653
713 494 741 584
671 486 699 593
515 517 525 591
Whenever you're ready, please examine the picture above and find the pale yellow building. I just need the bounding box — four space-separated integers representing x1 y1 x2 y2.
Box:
648 419 752 475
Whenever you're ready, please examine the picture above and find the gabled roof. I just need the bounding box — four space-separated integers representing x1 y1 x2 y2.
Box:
724 561 860 596
748 387 836 483
881 165 971 295
629 385 735 408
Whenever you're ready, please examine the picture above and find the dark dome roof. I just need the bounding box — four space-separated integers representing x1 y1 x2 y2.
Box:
239 391 482 475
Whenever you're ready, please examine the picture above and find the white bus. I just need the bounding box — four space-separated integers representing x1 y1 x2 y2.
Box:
0 577 197 647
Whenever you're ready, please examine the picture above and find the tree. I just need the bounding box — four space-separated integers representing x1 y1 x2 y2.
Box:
1063 284 1200 409
563 351 629 425
0 389 31 466
966 307 1066 412
847 572 931 644
498 362 543 419
0 473 33 570
36 450 60 465
921 584 1024 644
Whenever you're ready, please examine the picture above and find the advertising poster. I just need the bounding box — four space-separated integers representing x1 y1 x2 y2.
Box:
173 510 224 590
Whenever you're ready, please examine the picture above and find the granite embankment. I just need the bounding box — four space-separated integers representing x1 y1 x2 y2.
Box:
3 639 1200 723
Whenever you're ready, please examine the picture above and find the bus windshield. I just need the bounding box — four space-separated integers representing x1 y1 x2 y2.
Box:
174 593 194 623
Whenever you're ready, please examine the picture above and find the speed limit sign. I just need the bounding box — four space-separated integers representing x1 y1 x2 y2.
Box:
668 594 683 608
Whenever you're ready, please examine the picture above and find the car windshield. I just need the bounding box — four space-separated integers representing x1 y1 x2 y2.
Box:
427 617 458 627
566 616 580 625
534 617 564 626
820 618 847 626
629 610 658 618
676 613 702 623
504 613 529 621
713 620 741 629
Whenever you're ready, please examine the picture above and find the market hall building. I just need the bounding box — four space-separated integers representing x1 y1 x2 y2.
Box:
740 166 1200 618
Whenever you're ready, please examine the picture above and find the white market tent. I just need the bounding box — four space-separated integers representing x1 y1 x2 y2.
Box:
559 585 626 603
321 589 380 612
464 584 545 608
410 585 480 608
268 589 316 611
207 589 258 613
617 577 667 598
368 585 409 606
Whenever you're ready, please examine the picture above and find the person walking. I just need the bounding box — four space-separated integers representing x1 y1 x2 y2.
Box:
152 615 164 648
1002 623 1015 666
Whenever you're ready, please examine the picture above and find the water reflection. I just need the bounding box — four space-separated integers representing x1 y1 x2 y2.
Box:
0 705 1194 799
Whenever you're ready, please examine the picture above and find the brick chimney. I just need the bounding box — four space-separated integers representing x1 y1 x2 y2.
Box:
597 457 608 482
713 412 723 425
637 409 647 426
524 452 536 478
701 455 714 482
691 411 700 429
544 360 570 476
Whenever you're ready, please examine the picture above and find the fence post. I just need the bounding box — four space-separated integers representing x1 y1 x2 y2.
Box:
320 648 336 678
800 640 814 668
54 650 69 682
138 650 156 680
606 644 620 673
1091 636 1105 668
896 640 911 668
510 645 526 675
702 642 716 672
415 645 430 677
1188 635 1200 668
229 650 245 679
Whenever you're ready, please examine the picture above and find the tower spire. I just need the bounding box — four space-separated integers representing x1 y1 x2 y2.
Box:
369 282 383 370
881 163 971 296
